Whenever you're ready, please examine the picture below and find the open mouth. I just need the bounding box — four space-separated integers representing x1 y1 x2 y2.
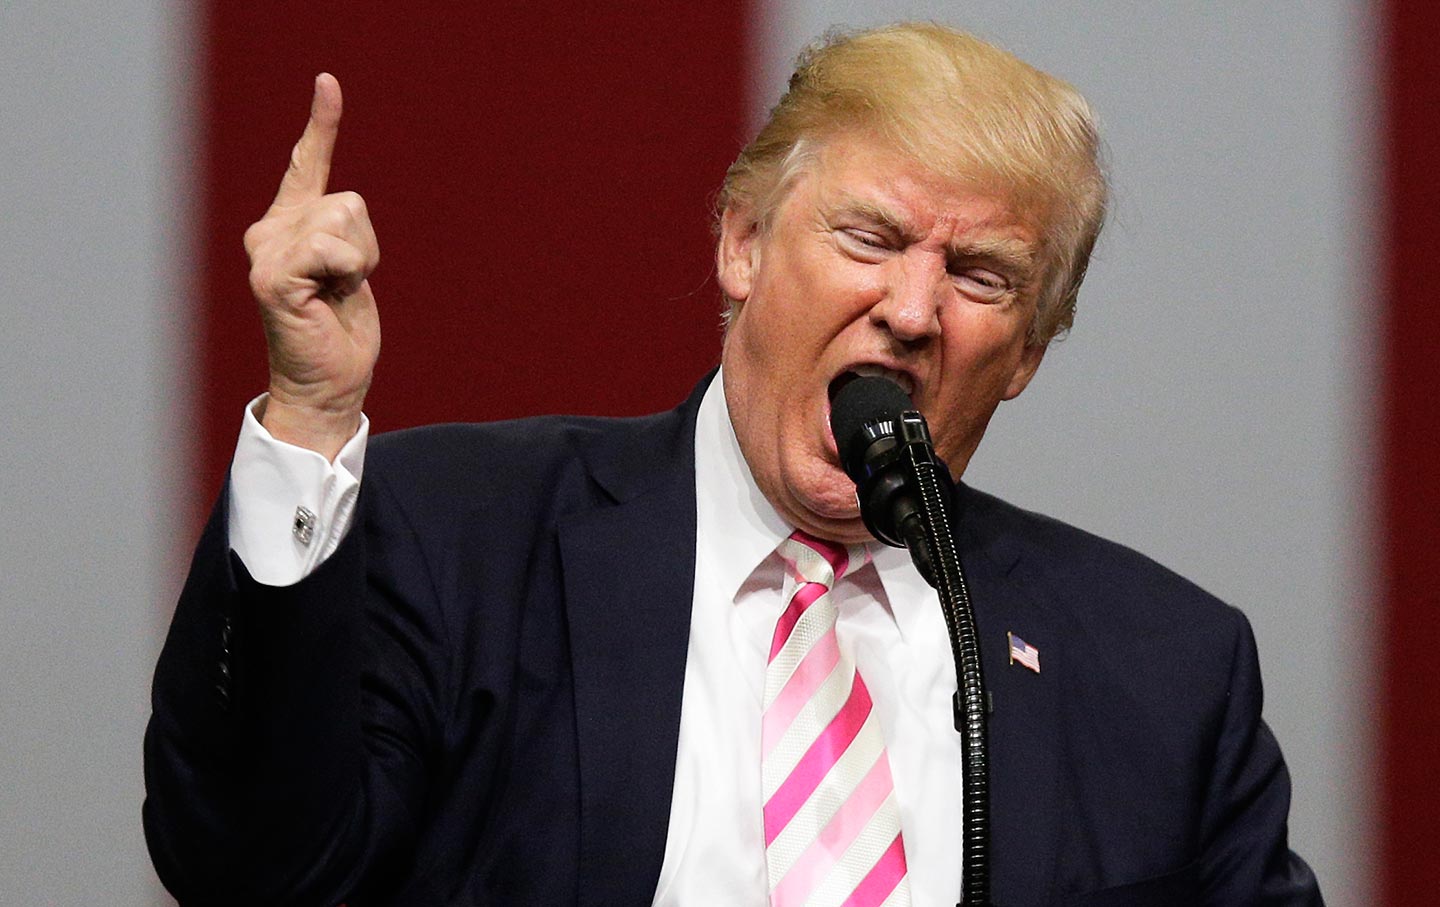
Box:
828 370 860 404
824 365 918 464
826 364 916 404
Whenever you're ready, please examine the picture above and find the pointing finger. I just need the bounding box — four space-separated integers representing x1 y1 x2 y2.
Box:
271 73 343 209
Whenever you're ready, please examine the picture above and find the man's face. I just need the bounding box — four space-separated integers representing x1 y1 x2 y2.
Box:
718 133 1050 543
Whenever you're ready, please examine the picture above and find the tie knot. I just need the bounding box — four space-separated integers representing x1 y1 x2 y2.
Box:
779 529 868 590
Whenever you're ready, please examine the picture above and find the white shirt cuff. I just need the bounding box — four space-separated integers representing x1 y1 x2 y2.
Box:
227 394 369 586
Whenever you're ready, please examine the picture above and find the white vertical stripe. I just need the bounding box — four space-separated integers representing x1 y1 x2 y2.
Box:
0 1 195 904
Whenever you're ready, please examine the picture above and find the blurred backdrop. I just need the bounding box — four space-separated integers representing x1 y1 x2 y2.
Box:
3 1 1435 904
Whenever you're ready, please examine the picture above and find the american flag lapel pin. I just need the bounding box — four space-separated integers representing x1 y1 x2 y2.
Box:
1008 631 1041 674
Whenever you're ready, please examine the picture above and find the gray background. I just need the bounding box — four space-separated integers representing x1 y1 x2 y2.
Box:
1 0 190 903
757 2 1376 904
0 0 1374 903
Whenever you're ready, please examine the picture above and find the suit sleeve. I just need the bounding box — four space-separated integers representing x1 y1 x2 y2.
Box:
1197 614 1324 905
143 477 446 906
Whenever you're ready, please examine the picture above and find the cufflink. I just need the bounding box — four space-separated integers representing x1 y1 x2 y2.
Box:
293 505 317 546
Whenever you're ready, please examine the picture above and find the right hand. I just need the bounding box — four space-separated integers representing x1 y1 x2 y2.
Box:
244 73 380 460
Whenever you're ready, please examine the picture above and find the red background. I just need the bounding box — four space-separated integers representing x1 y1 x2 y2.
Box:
197 3 1440 899
1381 2 1440 903
198 2 748 498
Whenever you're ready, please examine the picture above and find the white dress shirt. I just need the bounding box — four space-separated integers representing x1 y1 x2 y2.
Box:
228 396 368 586
227 373 965 906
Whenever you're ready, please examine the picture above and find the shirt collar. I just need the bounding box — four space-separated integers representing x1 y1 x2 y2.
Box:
695 369 917 636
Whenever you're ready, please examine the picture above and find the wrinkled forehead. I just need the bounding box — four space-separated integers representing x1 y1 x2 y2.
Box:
781 128 1060 245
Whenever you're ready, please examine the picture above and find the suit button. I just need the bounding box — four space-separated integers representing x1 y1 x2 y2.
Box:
216 616 234 712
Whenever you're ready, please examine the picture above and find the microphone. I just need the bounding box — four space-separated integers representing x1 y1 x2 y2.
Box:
831 376 994 905
829 376 940 580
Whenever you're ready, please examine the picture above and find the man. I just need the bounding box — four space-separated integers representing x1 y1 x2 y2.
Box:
145 23 1322 906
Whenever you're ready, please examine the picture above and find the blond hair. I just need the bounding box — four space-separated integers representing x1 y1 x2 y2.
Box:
718 22 1107 344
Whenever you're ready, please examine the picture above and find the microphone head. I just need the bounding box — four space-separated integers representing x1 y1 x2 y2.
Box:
829 376 914 480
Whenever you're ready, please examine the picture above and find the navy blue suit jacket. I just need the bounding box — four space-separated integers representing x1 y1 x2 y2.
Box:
144 377 1321 905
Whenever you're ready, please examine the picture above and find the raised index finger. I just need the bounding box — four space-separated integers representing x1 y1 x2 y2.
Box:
271 73 343 209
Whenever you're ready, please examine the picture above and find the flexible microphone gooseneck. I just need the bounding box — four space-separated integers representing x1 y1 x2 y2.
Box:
830 376 994 907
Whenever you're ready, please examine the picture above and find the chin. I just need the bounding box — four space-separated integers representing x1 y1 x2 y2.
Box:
786 463 864 526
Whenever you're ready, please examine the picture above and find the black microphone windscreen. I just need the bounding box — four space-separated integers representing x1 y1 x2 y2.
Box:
830 376 913 474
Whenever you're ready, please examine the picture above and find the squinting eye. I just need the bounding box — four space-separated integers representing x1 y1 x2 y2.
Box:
840 229 887 249
955 268 1011 298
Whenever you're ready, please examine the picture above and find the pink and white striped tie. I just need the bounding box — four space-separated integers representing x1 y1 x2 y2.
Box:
763 531 911 907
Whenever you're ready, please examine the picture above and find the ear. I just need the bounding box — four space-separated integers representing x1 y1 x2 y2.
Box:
716 205 761 304
1001 341 1048 401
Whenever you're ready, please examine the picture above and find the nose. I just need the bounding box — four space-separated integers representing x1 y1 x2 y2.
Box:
868 250 944 343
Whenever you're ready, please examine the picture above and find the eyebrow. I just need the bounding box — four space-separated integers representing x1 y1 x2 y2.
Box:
956 237 1039 281
833 196 1040 281
838 199 910 235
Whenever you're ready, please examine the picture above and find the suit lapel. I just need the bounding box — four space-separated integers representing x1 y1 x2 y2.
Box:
558 387 703 907
960 491 1065 907
553 394 1070 907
